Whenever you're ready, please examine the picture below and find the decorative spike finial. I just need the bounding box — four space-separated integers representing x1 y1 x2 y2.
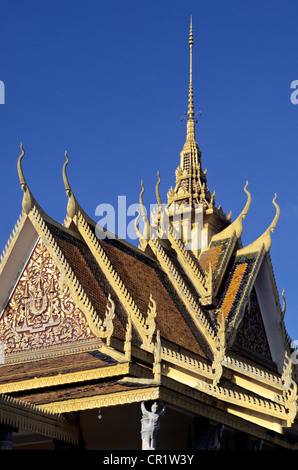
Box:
62 151 77 219
186 16 195 140
237 192 280 255
189 15 193 46
155 171 162 206
17 142 34 214
242 181 251 218
281 288 286 320
139 180 151 240
17 142 27 191
260 193 280 251
269 193 280 234
134 208 144 245
212 181 251 241
63 151 72 196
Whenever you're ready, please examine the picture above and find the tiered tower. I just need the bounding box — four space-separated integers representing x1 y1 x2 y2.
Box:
167 18 230 256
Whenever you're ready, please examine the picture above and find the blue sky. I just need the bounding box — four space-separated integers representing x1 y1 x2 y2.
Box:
0 0 298 339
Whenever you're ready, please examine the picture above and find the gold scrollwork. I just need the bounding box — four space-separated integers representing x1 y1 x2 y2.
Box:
0 239 99 354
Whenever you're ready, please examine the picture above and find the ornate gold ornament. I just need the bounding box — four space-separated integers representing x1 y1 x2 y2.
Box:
211 311 226 385
238 194 280 255
0 238 109 356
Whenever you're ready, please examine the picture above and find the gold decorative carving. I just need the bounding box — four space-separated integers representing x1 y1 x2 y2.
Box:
281 352 298 425
237 194 280 255
76 210 156 351
211 311 226 385
124 312 132 360
234 288 271 360
212 181 251 242
153 330 161 382
0 363 130 395
143 294 157 348
17 142 34 215
101 294 115 345
0 393 79 444
38 387 160 414
149 233 217 353
0 239 100 355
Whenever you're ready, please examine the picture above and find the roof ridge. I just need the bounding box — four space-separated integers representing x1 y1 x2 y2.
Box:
76 210 158 352
28 205 116 342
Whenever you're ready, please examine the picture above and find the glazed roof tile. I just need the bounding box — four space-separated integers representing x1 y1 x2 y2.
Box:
0 351 118 385
47 221 207 357
12 379 152 406
217 251 260 325
98 235 207 357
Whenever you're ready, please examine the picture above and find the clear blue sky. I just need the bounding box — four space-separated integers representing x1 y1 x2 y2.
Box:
0 0 298 340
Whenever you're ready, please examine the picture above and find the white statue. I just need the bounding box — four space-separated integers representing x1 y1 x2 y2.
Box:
141 402 166 449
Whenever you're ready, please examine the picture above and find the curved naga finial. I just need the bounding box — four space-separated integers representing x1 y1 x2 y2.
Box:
154 171 168 237
63 151 72 196
212 181 251 241
134 207 144 242
17 142 27 190
260 193 280 251
63 151 77 219
139 180 151 240
155 171 162 206
17 142 34 214
281 288 286 320
134 208 148 251
238 192 280 255
242 181 251 219
268 193 280 233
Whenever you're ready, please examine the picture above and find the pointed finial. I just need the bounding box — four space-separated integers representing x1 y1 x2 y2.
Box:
17 142 34 214
185 16 197 144
189 15 194 46
212 181 251 241
269 193 280 234
139 180 151 240
237 193 280 254
241 181 251 220
17 142 27 190
63 151 77 219
155 171 162 206
63 151 72 196
281 288 286 320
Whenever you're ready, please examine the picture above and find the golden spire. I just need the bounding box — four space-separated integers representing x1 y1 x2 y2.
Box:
180 16 200 162
186 15 196 143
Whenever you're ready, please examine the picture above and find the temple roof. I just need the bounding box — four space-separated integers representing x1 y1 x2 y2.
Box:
0 20 296 447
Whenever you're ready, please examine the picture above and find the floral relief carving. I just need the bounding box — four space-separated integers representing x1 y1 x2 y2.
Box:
234 288 271 360
0 238 97 354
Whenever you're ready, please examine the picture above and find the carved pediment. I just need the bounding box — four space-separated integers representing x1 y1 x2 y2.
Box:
0 238 100 360
234 287 272 362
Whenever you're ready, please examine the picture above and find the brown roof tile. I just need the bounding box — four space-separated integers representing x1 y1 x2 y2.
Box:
0 351 118 384
99 237 207 357
13 379 151 405
48 223 127 341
